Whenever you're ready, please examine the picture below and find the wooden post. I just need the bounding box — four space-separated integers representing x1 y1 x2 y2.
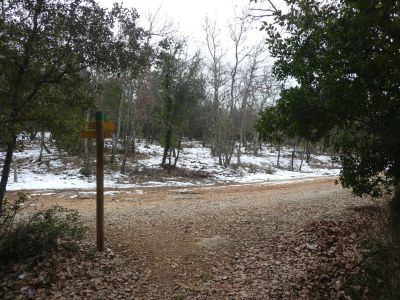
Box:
13 159 17 182
96 111 105 252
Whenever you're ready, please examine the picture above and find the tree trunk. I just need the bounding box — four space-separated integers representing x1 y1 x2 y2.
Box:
277 145 281 168
173 135 182 167
0 134 17 211
237 142 242 166
35 131 50 163
36 131 45 163
391 184 400 217
253 132 259 155
84 111 90 165
244 133 248 153
121 156 127 174
237 118 245 166
120 127 130 174
29 131 37 141
162 126 172 167
291 145 296 171
224 140 235 167
168 147 173 166
213 104 221 160
111 88 123 164
131 130 136 161
43 136 51 154
299 149 304 171
306 146 312 163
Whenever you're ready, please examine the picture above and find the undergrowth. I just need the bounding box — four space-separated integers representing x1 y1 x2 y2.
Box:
345 194 400 299
0 193 86 263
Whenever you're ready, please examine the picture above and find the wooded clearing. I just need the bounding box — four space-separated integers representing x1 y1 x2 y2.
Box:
1 0 400 297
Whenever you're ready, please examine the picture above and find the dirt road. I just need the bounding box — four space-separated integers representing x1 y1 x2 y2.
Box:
16 177 377 299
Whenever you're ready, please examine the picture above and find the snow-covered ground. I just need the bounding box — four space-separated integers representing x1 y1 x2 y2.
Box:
1 136 340 191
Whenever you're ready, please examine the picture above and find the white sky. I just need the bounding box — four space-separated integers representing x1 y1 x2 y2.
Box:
98 0 267 52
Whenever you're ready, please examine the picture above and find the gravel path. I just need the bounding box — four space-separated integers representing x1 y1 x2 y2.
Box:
16 177 378 299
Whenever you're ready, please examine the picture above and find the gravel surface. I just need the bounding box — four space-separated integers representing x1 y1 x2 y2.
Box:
3 178 380 299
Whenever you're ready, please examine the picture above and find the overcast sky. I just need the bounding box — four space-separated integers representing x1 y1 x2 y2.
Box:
98 0 267 52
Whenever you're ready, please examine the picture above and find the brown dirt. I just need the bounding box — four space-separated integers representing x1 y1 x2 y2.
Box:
2 178 382 299
128 166 212 184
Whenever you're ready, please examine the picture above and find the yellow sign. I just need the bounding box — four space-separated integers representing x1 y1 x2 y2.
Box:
80 130 96 138
80 121 115 139
88 122 116 130
80 129 113 139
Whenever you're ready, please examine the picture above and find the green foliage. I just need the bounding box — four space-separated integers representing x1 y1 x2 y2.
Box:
0 193 28 238
345 200 400 299
247 164 259 174
79 164 93 177
264 165 276 175
0 0 117 128
257 0 400 197
345 248 400 300
156 38 205 167
256 106 287 144
43 75 96 154
0 193 86 262
0 0 149 207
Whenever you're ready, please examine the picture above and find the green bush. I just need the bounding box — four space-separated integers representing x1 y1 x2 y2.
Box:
344 198 400 299
247 164 259 174
79 164 93 177
264 165 276 175
345 244 400 300
0 193 86 263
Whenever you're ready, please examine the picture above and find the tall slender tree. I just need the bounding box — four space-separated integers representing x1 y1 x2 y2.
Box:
156 39 204 168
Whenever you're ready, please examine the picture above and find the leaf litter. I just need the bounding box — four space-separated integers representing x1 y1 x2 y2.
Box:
0 179 383 299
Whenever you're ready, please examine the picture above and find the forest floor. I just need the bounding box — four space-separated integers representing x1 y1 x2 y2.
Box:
1 178 385 299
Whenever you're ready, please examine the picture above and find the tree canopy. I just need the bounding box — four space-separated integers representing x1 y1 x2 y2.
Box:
0 0 147 208
156 38 205 167
256 0 400 197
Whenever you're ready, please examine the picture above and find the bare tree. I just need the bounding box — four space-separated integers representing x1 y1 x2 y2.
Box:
248 0 281 21
236 43 266 164
143 4 177 45
225 14 250 166
203 18 226 165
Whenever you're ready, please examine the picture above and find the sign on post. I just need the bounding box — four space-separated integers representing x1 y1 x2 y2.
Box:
80 112 115 252
88 121 116 131
95 112 104 252
80 130 96 139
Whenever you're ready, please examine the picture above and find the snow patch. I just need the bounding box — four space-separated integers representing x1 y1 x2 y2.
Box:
1 138 341 191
